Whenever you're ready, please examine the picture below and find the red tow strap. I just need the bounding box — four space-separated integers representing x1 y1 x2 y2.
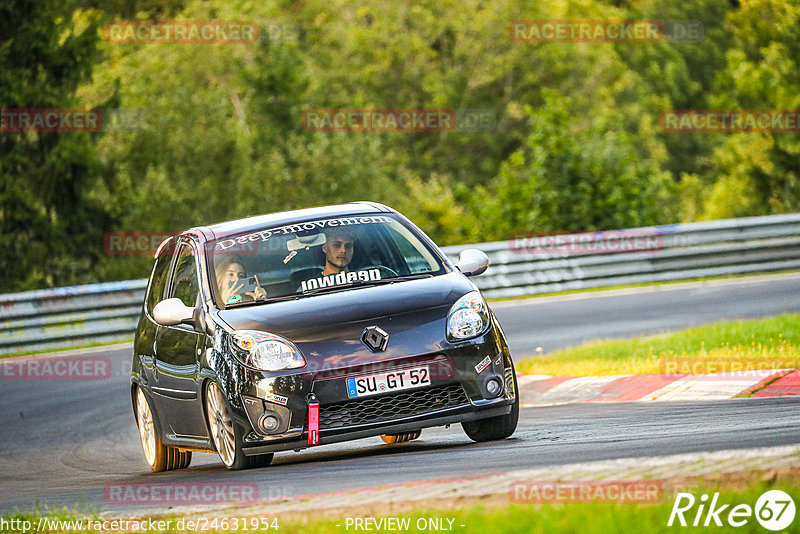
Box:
307 398 319 446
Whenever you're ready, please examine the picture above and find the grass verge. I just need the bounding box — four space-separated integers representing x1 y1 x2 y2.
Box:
276 484 797 534
516 314 800 377
3 479 798 533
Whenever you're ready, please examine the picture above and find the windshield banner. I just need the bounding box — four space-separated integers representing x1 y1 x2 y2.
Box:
215 216 393 252
301 269 381 292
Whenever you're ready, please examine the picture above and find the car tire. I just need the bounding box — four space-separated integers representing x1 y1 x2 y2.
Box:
205 381 274 470
135 386 192 472
380 430 421 444
462 362 519 442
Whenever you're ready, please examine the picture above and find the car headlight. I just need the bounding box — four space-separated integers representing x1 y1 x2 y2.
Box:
230 330 306 371
446 291 490 341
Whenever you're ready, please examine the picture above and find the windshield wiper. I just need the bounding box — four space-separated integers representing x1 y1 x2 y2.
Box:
363 273 434 285
300 273 434 296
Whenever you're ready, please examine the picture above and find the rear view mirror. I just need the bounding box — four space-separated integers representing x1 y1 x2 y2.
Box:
153 298 195 326
455 249 490 277
287 233 326 251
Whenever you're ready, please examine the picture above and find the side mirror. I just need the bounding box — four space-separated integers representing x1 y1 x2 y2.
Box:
153 298 195 327
455 249 490 277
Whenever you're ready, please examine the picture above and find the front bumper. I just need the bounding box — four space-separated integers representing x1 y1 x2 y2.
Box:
241 403 512 456
213 320 516 455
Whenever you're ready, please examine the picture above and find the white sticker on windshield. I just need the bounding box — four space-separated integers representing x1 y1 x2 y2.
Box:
300 269 381 292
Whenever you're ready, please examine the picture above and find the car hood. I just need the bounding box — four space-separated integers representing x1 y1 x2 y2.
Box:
214 272 476 367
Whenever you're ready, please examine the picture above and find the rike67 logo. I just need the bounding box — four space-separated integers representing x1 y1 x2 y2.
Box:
668 490 796 531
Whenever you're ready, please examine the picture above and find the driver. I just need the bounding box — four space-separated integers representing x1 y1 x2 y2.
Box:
215 256 267 304
321 228 355 276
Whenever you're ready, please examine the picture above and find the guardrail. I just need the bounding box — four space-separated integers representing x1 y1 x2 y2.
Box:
2 213 799 355
441 213 800 299
0 280 147 355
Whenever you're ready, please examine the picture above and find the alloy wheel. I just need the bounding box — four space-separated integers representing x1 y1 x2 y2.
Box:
205 382 236 467
136 388 157 466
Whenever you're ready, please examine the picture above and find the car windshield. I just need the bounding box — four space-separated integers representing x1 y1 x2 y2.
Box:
207 214 446 307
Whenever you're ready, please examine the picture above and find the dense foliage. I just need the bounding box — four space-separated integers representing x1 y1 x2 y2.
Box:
1 0 798 291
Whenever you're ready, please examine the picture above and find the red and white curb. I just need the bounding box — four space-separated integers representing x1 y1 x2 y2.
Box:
516 370 800 407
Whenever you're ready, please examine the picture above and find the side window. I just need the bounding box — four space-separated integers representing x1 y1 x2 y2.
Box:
145 242 174 314
169 243 199 308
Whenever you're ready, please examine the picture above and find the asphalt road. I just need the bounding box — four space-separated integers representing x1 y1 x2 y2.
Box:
493 273 800 356
1 274 799 515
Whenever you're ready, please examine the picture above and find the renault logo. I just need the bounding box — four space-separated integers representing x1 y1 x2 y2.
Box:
362 326 389 352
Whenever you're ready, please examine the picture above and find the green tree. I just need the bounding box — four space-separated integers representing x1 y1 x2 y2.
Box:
615 0 734 180
475 91 677 240
9 0 789 289
0 0 110 291
702 0 800 218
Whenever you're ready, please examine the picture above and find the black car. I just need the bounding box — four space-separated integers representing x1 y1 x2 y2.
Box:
131 202 518 471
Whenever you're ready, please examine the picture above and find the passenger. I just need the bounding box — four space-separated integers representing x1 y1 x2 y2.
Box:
215 256 267 304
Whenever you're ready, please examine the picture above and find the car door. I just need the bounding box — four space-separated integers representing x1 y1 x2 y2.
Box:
136 238 175 387
152 240 208 440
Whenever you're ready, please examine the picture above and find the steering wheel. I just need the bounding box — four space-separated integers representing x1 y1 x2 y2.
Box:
360 265 399 278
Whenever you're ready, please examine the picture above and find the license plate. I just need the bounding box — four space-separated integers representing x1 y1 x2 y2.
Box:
346 365 431 399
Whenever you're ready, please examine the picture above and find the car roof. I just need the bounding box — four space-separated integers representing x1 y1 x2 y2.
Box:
195 202 394 241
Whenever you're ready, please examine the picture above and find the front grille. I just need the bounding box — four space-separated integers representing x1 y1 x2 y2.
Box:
319 384 469 429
